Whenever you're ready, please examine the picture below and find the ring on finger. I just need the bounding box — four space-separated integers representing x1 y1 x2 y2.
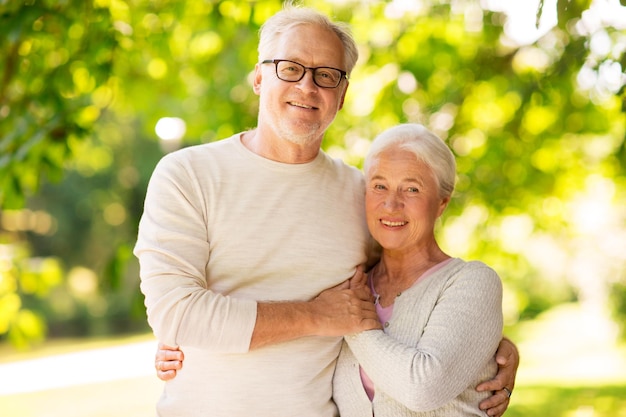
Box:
503 386 512 398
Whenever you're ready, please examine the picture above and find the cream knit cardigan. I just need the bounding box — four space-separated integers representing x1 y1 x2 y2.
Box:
333 258 503 416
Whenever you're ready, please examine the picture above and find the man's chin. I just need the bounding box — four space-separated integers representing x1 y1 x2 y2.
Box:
281 125 323 146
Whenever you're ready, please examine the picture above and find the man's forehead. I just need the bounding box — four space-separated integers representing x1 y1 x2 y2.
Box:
272 25 346 68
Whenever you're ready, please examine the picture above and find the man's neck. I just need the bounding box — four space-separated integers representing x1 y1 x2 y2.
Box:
241 129 321 164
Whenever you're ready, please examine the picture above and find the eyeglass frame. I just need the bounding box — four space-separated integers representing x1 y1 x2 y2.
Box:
261 59 348 89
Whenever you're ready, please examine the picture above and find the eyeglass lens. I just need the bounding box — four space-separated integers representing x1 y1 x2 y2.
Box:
276 60 343 88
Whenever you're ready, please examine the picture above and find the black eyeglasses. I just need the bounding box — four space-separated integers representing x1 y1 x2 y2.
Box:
261 59 347 89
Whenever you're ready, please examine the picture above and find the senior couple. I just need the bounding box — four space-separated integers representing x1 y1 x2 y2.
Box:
135 3 517 417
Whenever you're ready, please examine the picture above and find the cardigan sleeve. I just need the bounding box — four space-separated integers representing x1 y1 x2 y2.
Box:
344 262 503 412
134 153 257 353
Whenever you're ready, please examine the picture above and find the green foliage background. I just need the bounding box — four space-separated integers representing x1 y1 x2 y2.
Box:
0 0 625 353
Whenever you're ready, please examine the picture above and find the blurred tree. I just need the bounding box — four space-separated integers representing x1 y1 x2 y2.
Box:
0 0 624 347
0 0 117 208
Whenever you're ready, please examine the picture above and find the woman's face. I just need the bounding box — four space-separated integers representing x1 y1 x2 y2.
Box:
365 147 449 254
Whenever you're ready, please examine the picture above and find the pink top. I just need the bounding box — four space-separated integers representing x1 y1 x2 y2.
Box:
359 258 455 401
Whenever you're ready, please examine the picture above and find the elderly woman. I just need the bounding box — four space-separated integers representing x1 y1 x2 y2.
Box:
332 123 503 416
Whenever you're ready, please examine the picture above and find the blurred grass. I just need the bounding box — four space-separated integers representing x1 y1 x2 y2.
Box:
0 333 161 417
0 375 161 417
505 303 626 417
506 384 626 417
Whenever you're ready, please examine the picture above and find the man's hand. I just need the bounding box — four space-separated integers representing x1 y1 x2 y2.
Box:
310 275 381 337
476 337 519 416
250 266 380 350
155 343 184 381
348 264 368 289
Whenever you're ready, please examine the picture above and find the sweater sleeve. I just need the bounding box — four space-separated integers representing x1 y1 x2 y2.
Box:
344 262 503 412
134 153 257 353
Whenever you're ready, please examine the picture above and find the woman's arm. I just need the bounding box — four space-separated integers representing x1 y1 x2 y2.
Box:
345 263 503 412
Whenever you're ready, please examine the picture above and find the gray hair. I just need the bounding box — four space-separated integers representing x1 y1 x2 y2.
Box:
364 124 457 199
258 2 359 75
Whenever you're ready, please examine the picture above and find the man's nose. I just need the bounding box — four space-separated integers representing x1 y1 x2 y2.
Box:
295 69 319 91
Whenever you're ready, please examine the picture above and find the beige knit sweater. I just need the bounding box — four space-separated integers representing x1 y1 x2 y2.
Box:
134 133 378 416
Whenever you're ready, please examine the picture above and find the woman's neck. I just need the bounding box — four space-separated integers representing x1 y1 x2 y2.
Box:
372 247 450 307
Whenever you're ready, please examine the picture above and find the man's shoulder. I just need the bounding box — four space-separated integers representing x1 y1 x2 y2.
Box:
320 151 363 178
178 134 239 154
164 134 240 161
152 134 243 178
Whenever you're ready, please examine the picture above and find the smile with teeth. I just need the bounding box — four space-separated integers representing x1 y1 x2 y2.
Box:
289 101 317 109
381 220 407 227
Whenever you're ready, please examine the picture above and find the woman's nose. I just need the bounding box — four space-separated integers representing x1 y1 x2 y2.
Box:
384 193 403 210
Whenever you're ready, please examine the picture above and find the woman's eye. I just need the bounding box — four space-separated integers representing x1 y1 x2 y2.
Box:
407 187 419 193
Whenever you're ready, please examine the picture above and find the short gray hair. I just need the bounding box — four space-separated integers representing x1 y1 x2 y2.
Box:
258 2 359 75
364 124 457 199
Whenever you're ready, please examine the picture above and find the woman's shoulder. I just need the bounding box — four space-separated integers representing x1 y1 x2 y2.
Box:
448 258 502 287
446 258 496 272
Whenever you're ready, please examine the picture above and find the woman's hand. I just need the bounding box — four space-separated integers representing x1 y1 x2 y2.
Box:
476 337 519 416
155 343 184 381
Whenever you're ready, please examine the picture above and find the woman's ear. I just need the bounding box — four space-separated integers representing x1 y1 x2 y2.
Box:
253 63 262 95
437 197 450 218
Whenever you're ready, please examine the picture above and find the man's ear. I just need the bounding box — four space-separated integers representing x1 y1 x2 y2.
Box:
253 63 262 95
338 81 349 110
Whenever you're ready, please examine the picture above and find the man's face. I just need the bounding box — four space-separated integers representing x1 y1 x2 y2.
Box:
254 24 349 147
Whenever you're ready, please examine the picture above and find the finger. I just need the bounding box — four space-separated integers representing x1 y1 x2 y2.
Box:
478 390 510 414
484 400 508 417
352 286 375 302
361 317 383 330
155 354 182 371
157 369 178 381
496 352 509 364
159 349 184 361
326 279 350 292
162 360 182 371
495 349 514 368
158 343 179 351
156 343 183 361
495 337 519 368
349 264 367 289
476 362 511 392
355 302 382 330
476 376 506 393
346 296 376 316
476 361 516 394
